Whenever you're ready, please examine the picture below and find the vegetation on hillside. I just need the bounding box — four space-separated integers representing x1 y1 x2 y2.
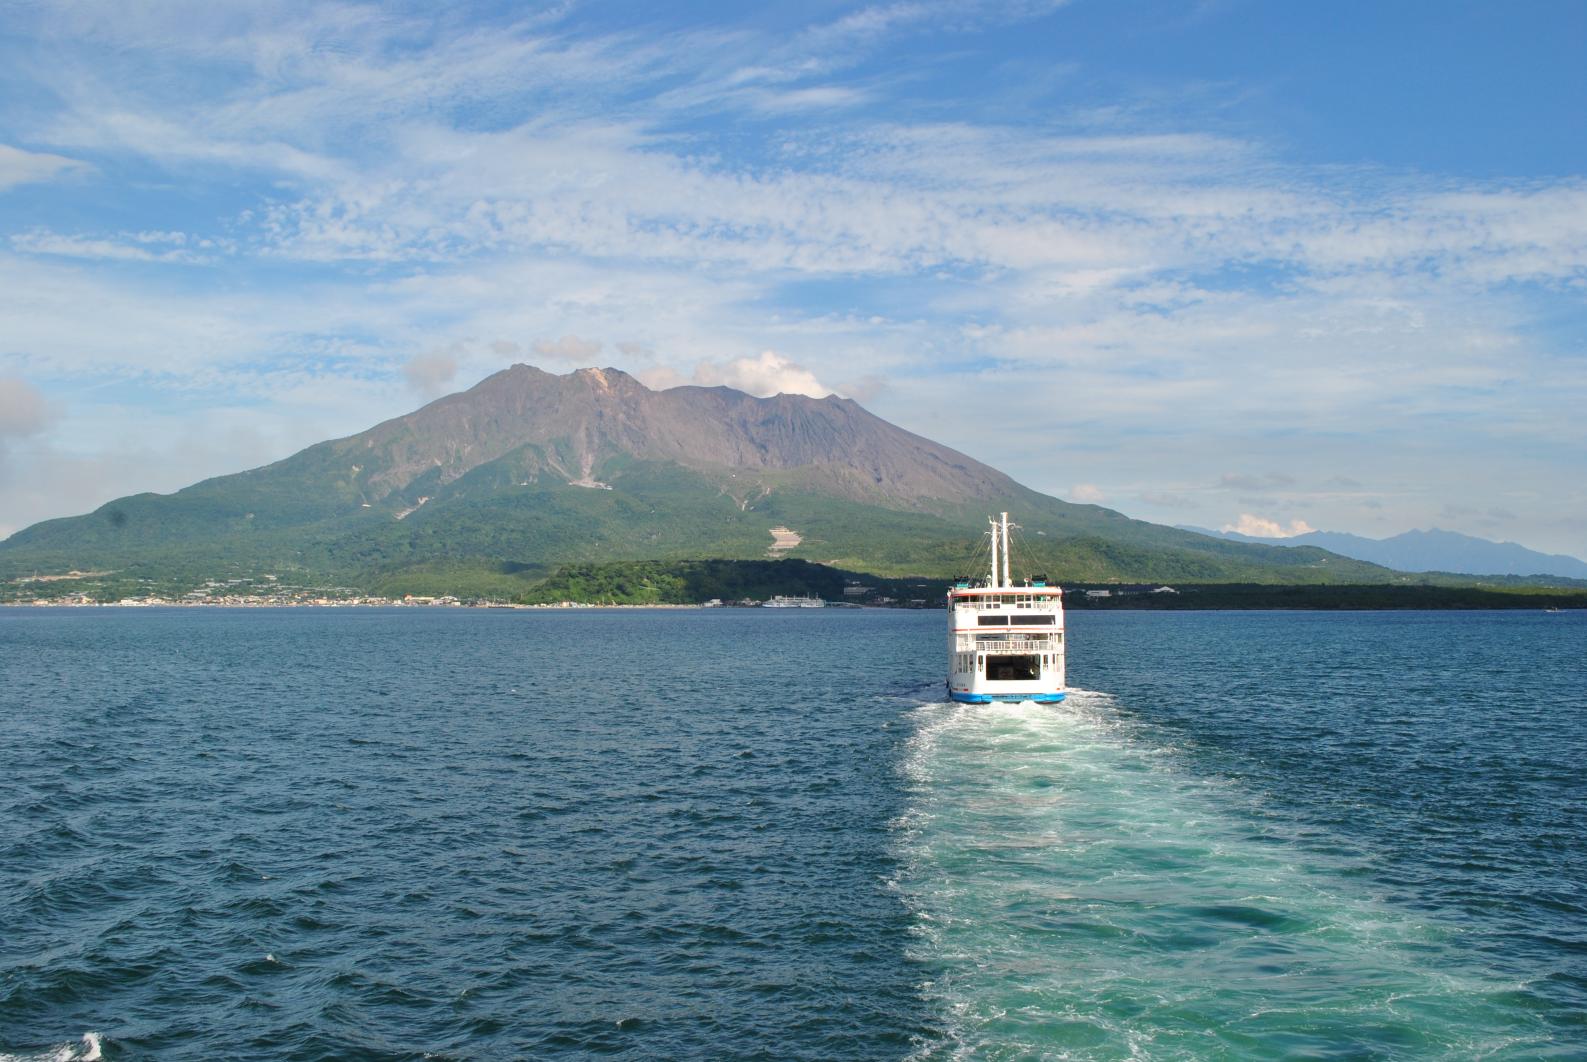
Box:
7 550 1585 610
5 367 1580 605
519 558 940 605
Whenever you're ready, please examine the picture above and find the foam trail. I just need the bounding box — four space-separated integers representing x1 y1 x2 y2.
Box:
0 1034 101 1062
895 692 1549 1060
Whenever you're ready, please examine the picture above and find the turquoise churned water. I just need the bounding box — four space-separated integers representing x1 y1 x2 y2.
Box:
2 607 1584 1059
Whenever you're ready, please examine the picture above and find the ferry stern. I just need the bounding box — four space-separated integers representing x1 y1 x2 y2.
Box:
946 512 1066 704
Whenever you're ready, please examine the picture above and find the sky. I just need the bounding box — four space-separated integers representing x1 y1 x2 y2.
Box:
0 0 1584 555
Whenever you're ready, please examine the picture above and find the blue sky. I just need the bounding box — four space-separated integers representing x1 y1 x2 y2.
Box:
1 0 1583 556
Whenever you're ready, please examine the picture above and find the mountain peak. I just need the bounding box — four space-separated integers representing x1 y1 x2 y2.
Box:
572 365 640 392
1 361 1438 591
314 363 1024 509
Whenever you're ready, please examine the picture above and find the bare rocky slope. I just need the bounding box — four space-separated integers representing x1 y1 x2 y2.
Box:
311 364 1020 509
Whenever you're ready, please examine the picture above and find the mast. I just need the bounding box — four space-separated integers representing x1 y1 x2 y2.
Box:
987 516 1000 588
1000 511 1011 587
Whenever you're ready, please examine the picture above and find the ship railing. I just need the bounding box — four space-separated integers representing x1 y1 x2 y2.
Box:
953 604 1060 612
957 636 1061 654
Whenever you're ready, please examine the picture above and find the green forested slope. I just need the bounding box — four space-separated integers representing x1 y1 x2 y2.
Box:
0 365 1522 600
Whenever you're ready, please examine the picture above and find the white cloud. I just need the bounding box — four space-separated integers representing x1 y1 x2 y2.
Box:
646 351 832 398
1070 483 1104 503
704 352 831 398
0 3 1582 551
10 229 211 263
13 4 1580 294
1223 514 1316 538
749 85 871 112
0 144 89 191
0 251 371 378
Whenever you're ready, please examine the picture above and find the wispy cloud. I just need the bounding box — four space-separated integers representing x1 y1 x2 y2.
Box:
0 1 1582 552
10 229 217 263
10 3 1578 294
0 144 90 191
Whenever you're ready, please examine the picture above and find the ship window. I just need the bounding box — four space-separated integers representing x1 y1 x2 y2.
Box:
977 615 1008 626
1013 614 1055 625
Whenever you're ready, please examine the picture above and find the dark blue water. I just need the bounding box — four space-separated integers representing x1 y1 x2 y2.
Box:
2 608 1583 1059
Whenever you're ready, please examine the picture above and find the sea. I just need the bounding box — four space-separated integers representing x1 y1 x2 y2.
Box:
2 607 1584 1060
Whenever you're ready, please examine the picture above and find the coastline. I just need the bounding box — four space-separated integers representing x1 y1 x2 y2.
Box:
3 596 1581 612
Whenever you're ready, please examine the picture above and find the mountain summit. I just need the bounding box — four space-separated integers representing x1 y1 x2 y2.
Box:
1 365 1398 593
310 364 1019 510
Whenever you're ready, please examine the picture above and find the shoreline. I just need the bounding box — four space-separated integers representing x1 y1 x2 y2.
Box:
2 600 1580 613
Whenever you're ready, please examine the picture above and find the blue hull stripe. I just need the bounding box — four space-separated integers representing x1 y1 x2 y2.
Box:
949 692 1066 703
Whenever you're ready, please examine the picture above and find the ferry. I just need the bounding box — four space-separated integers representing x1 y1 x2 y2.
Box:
946 513 1065 703
764 594 825 608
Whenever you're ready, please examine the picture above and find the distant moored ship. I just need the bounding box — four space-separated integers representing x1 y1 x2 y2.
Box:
763 594 825 608
946 513 1066 703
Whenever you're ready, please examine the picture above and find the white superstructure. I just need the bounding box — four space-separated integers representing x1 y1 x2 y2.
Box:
763 594 825 608
946 512 1066 703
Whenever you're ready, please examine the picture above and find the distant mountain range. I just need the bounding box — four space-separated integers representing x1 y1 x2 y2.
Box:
0 364 1541 600
1181 526 1587 580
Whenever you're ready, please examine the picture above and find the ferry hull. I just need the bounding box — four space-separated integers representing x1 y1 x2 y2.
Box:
949 690 1066 704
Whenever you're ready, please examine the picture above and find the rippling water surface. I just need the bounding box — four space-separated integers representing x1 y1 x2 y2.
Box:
2 607 1583 1059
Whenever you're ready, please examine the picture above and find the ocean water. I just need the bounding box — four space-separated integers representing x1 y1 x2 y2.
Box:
2 607 1583 1060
